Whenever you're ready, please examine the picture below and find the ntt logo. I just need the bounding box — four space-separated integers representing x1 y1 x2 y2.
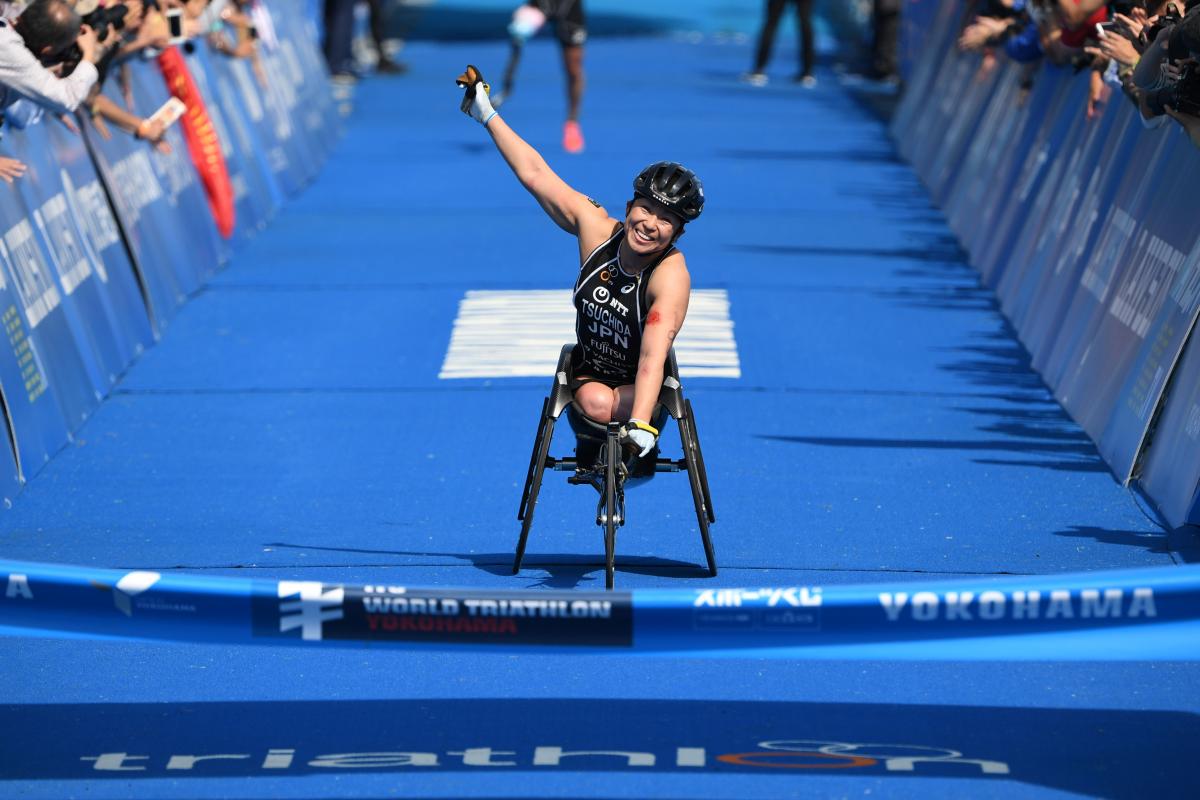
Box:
79 738 1009 774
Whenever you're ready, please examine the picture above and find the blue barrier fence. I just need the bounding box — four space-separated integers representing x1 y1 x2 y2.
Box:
2 558 1198 659
892 0 1200 530
0 0 336 501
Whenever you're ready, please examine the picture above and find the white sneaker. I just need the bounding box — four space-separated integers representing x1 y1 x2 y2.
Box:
799 74 817 89
741 71 768 87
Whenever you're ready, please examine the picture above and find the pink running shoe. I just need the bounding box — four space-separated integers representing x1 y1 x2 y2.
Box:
563 120 585 154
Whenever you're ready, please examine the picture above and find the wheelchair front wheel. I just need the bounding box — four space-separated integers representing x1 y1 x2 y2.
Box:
603 427 619 590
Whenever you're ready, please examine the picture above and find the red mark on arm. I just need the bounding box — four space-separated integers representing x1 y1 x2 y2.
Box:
646 310 662 326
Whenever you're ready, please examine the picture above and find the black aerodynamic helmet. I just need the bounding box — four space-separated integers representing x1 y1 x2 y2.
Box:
632 161 705 222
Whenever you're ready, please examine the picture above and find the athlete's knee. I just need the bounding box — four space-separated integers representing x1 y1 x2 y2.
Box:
574 384 615 422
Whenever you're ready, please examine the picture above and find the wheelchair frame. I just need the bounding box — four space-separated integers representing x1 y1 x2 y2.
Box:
514 344 717 589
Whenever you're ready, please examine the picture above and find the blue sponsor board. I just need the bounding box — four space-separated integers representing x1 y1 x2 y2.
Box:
944 69 1021 247
5 121 148 391
1049 128 1180 431
0 255 69 477
222 53 304 196
0 418 19 505
4 124 115 399
1138 327 1200 528
1093 143 1200 479
82 82 189 328
975 75 1076 287
927 57 1004 208
0 147 100 431
202 49 287 218
45 119 154 364
1018 102 1137 362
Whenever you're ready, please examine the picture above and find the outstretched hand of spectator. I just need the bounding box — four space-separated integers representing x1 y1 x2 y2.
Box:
958 16 1010 52
1084 33 1140 67
1112 12 1144 40
1086 68 1110 119
0 157 26 184
1165 105 1200 148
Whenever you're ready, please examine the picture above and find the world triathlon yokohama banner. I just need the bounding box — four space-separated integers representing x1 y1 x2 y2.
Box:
2 559 1198 659
893 0 1200 529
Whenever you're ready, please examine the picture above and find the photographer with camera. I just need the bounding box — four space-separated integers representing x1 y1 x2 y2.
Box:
0 0 111 116
1130 1 1200 139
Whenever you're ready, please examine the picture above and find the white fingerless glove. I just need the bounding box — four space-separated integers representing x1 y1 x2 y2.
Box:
455 64 498 126
623 419 659 458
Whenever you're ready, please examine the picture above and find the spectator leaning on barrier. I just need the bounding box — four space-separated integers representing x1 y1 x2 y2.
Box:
72 0 176 153
0 0 108 116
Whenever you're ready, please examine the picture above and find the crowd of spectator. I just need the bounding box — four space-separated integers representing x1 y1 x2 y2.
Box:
957 0 1200 148
0 0 270 184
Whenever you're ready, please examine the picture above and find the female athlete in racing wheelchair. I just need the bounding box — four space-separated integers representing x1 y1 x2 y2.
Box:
456 66 716 589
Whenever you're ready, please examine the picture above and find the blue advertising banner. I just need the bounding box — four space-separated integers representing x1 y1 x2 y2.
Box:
5 122 147 391
994 76 1096 325
1013 99 1136 360
5 125 118 396
82 81 190 327
1087 138 1200 479
943 65 1025 248
927 58 1005 208
45 116 154 358
261 0 342 171
223 54 305 196
1050 129 1181 430
975 74 1076 287
967 69 1064 271
0 278 68 478
258 40 322 187
0 414 20 506
201 50 287 218
1138 326 1200 527
0 147 100 432
1 559 1198 660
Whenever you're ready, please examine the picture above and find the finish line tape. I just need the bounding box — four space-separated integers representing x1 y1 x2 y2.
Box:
3 560 1200 659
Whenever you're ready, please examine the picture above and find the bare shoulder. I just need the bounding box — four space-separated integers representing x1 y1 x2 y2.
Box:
576 205 622 263
647 250 691 305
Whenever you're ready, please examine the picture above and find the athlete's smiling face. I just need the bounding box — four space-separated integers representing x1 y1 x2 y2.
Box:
624 198 684 255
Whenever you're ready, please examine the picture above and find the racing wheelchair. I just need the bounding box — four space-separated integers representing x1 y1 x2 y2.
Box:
514 344 717 589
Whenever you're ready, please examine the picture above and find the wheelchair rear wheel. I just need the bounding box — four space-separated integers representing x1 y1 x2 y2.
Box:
514 398 555 574
685 400 715 524
679 409 717 577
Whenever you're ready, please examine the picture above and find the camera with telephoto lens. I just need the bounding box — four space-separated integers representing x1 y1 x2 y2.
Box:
1161 60 1200 115
82 3 129 42
1146 5 1184 46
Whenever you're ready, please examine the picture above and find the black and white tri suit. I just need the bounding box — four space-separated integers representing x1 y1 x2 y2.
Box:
570 224 676 388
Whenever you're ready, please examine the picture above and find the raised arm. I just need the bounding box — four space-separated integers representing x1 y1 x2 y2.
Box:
456 65 606 236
